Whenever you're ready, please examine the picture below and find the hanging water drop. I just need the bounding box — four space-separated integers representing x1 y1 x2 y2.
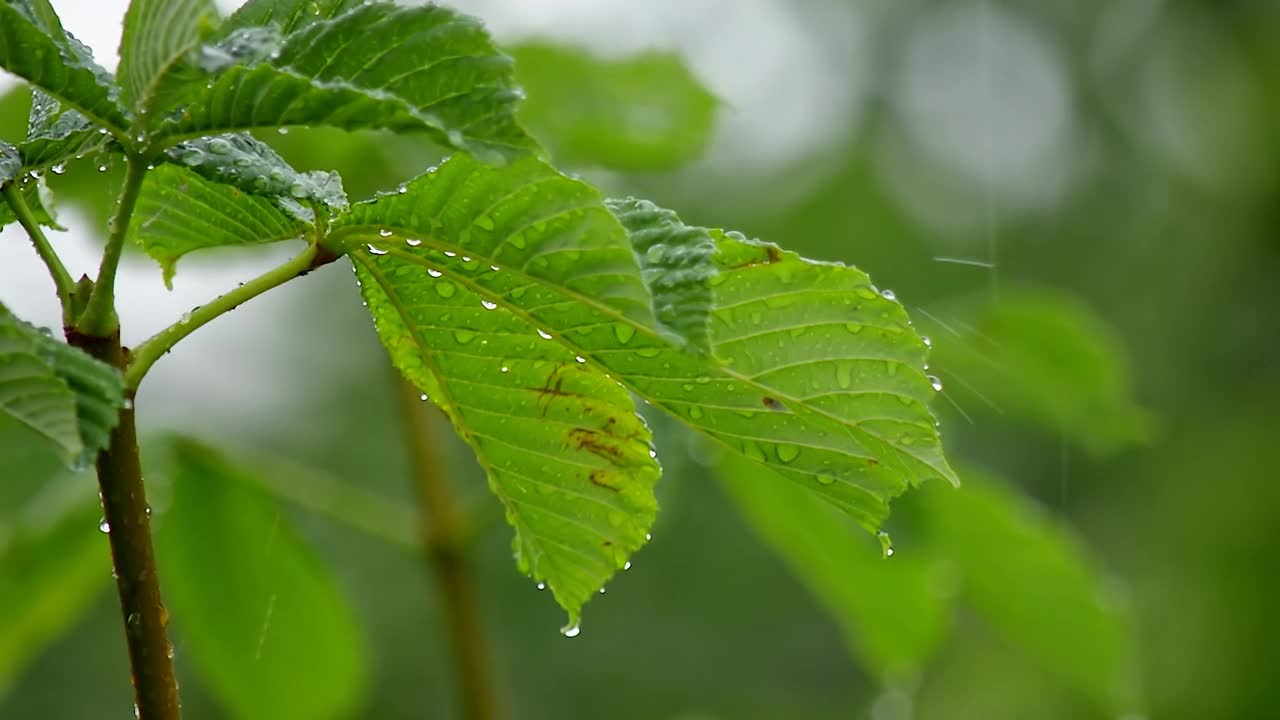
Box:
928 375 943 392
599 587 607 594
623 561 632 571
98 518 110 533
921 335 932 348
877 531 894 558
420 394 428 401
536 582 546 591
880 288 897 301
561 624 581 638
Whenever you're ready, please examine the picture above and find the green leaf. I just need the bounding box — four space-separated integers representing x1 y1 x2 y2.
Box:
154 437 369 720
352 174 661 624
511 42 718 171
716 452 950 680
0 141 17 182
0 304 124 466
165 133 347 215
116 0 219 121
132 160 313 287
20 90 110 173
331 154 951 538
153 3 536 163
918 469 1140 712
0 2 129 133
0 171 63 230
923 289 1152 455
221 0 364 36
0 468 110 696
0 316 81 474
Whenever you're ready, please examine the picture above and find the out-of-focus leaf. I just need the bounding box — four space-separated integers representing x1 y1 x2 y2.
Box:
717 452 950 680
219 0 364 36
154 437 368 720
132 165 310 286
331 156 952 538
0 163 61 230
153 2 535 163
116 0 219 122
20 90 110 173
0 454 109 697
0 304 123 468
919 469 1141 713
0 2 128 132
923 289 1152 454
510 42 717 172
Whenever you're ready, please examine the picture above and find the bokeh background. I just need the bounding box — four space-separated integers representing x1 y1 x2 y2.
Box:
2 0 1278 718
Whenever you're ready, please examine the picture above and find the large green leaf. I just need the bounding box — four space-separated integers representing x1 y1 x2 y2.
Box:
133 130 342 285
154 438 368 720
350 165 662 624
0 466 109 697
922 289 1152 455
510 42 718 172
0 1 128 133
717 452 950 680
332 154 952 538
0 304 123 467
152 2 535 163
919 469 1140 712
116 0 219 122
220 0 364 36
0 160 61 230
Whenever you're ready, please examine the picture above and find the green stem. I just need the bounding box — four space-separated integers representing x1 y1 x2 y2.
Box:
2 182 75 326
65 329 181 720
78 156 148 336
397 377 503 720
124 243 337 390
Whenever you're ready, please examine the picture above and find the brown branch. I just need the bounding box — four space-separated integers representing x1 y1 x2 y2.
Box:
67 329 180 720
396 376 503 720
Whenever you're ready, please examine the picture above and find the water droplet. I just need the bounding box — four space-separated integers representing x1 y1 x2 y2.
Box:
474 215 495 231
575 355 586 363
877 531 894 558
406 238 422 247
599 587 607 594
435 281 456 298
694 376 711 384
366 244 388 255
453 329 477 344
426 268 443 278
928 375 943 392
645 532 653 541
921 335 932 348
481 299 498 310
648 448 658 459
462 256 472 263
179 311 192 324
397 184 407 194
614 325 636 344
378 228 393 237
623 561 633 571
277 127 289 135
776 444 800 463
98 127 108 135
419 393 428 401
536 329 553 340
561 623 581 638
444 251 457 257
97 164 107 172
490 264 500 271
536 582 546 591
51 163 65 174
98 518 110 533
880 288 897 301
500 366 509 373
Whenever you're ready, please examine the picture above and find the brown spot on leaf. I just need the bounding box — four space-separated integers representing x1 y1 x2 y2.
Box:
569 428 627 465
588 469 622 492
762 396 785 411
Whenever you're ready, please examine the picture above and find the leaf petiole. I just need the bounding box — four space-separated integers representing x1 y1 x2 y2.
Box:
2 181 76 326
124 240 340 390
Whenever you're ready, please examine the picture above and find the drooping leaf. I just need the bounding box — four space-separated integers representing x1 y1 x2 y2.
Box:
922 289 1152 455
0 306 83 463
332 154 952 539
511 42 718 171
918 468 1140 712
132 162 312 287
0 299 124 461
152 3 536 163
116 0 219 122
350 162 662 624
154 437 369 720
0 465 109 697
0 2 129 133
716 452 950 680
